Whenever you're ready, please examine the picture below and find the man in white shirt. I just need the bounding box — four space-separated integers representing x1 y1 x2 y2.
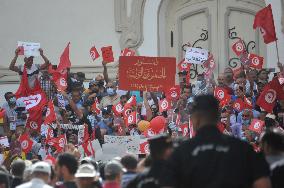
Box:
16 161 52 188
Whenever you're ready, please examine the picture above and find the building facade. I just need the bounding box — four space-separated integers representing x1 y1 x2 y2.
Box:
0 0 283 103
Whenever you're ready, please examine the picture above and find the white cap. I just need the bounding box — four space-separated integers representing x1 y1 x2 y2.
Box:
75 164 97 178
32 161 51 175
266 113 276 120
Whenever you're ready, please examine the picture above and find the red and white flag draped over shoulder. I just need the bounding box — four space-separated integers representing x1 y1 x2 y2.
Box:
44 101 56 124
18 133 33 153
15 65 47 132
249 119 265 134
253 4 277 44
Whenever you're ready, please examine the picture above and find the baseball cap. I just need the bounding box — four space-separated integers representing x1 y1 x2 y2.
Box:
75 164 97 178
104 161 125 177
32 161 51 175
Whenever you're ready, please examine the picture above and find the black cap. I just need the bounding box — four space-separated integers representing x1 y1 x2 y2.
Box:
149 134 172 156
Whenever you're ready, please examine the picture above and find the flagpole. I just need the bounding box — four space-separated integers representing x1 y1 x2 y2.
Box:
276 40 280 63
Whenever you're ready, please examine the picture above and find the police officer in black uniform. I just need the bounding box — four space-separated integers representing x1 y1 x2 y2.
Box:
127 134 173 188
161 95 271 188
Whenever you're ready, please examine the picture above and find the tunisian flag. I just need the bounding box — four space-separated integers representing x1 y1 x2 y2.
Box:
165 86 181 101
90 46 100 61
15 65 47 131
44 101 56 124
19 133 33 154
112 102 124 117
232 39 246 56
248 119 265 134
57 42 71 72
253 4 277 44
256 84 277 113
249 53 264 69
159 98 171 113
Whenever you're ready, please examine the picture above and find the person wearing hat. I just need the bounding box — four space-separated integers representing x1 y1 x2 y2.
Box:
16 161 52 188
103 160 125 188
160 95 271 188
75 164 101 188
9 47 50 89
127 134 173 188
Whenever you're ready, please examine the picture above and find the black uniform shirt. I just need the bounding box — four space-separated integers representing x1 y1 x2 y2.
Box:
160 125 270 188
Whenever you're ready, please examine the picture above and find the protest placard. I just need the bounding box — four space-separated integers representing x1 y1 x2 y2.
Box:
104 135 140 154
17 41 40 57
0 136 9 148
185 47 208 64
119 56 176 92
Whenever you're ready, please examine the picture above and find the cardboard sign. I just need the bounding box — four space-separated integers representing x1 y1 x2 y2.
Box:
119 56 176 92
104 135 140 154
0 136 9 147
185 47 208 64
17 41 40 57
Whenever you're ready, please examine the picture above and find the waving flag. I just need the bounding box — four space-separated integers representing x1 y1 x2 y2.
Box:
253 4 277 44
19 133 33 154
249 53 264 69
232 39 246 56
121 48 135 56
177 59 190 72
44 101 56 124
90 46 100 61
165 86 181 101
112 102 124 116
256 84 277 113
57 42 71 72
159 98 171 113
249 119 265 134
101 46 114 63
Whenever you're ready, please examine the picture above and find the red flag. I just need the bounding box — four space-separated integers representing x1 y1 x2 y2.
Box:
19 133 33 153
112 102 124 117
44 101 56 124
179 124 189 137
44 155 56 166
101 46 114 63
175 113 181 126
121 48 135 56
177 59 190 72
248 119 265 134
46 127 54 141
55 75 68 91
244 97 253 109
203 54 215 76
165 86 181 101
233 98 244 112
54 134 67 152
214 87 230 102
139 140 150 154
256 84 277 113
90 46 100 61
126 96 137 107
57 42 71 72
232 39 246 56
144 128 156 138
123 103 132 118
125 111 137 127
253 4 277 44
91 101 101 115
159 98 171 113
26 110 42 132
82 141 94 157
249 53 264 69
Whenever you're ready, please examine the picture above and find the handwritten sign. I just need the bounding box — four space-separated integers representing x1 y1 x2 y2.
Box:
104 135 140 154
17 41 40 57
185 47 208 64
0 136 9 147
119 56 176 92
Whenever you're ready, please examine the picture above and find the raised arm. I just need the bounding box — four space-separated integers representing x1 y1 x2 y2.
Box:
60 91 83 119
39 48 50 70
9 48 20 73
102 61 110 83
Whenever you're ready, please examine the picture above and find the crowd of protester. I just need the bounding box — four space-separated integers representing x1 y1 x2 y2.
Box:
0 47 282 188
